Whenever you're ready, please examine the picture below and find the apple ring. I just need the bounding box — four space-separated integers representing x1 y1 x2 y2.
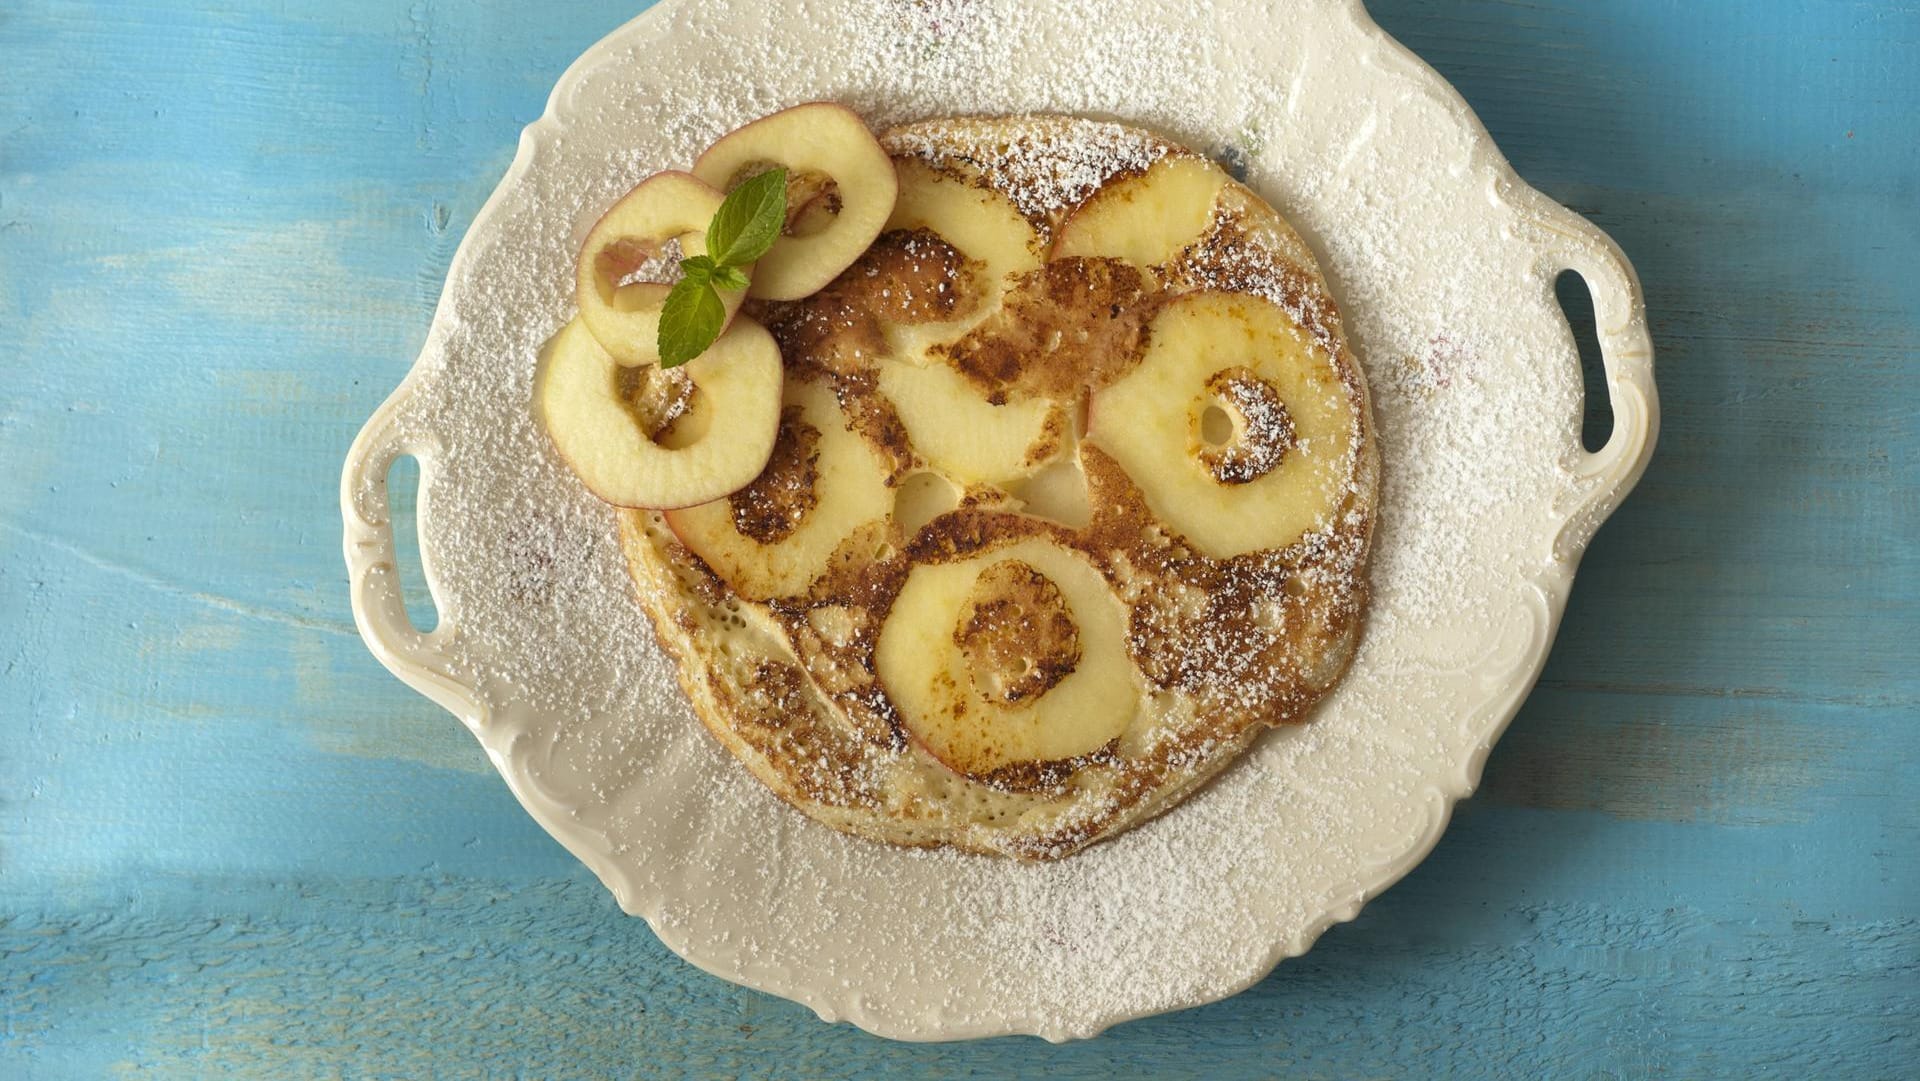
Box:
874 531 1139 781
692 103 899 302
575 171 745 367
879 156 1045 358
1086 290 1360 558
535 317 782 509
663 375 896 601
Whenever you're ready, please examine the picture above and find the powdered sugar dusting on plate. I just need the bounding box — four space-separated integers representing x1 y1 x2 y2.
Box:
359 0 1590 1040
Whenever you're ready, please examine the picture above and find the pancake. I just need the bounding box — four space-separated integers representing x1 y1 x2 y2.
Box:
613 115 1377 860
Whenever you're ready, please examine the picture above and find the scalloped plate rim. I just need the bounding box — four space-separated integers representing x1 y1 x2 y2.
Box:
341 0 1657 1043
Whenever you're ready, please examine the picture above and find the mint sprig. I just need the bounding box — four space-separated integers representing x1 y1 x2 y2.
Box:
657 168 787 368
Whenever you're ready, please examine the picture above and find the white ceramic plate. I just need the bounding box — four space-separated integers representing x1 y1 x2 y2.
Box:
342 0 1656 1042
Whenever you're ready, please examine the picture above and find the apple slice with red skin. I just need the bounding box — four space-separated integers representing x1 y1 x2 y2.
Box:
535 317 782 510
692 103 898 301
575 171 746 367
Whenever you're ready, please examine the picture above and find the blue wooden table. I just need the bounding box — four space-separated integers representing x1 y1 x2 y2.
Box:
3 1 1915 1076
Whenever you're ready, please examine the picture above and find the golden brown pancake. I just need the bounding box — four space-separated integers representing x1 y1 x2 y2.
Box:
617 115 1377 859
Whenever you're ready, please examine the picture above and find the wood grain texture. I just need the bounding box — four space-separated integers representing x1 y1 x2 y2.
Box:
2 0 1915 1076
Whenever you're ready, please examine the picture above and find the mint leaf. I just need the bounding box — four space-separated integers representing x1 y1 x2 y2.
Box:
705 167 788 268
678 254 718 286
650 169 784 366
657 278 725 369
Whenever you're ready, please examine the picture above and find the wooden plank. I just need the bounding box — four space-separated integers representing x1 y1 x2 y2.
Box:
2 0 1915 1075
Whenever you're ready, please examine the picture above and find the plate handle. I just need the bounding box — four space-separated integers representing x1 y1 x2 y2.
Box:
340 388 483 726
1526 199 1661 553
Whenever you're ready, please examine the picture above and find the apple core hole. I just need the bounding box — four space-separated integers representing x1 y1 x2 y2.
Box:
617 365 707 449
385 454 440 634
727 162 843 239
1200 404 1234 446
652 396 709 449
1005 459 1093 531
605 235 685 290
788 176 843 238
893 471 961 536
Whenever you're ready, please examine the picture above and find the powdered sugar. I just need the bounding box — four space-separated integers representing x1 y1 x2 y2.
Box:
886 117 1172 220
354 0 1595 1041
